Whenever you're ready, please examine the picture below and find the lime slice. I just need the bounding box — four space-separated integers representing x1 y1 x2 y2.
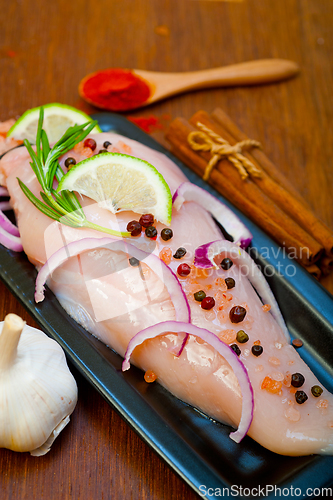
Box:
7 103 101 143
57 152 172 225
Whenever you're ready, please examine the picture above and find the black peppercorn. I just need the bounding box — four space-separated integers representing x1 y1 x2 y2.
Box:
64 157 76 168
129 257 140 267
295 390 308 405
311 385 323 398
145 226 158 239
291 373 305 388
194 290 206 302
103 141 112 149
251 345 263 357
236 330 249 344
225 277 235 289
173 247 187 259
161 228 173 241
230 344 241 356
220 258 233 270
98 149 108 154
229 305 247 323
127 220 142 237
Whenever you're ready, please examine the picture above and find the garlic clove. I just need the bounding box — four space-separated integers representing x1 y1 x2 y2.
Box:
30 415 70 457
0 314 78 455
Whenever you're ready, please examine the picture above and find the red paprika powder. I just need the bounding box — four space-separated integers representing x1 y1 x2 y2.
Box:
79 68 151 112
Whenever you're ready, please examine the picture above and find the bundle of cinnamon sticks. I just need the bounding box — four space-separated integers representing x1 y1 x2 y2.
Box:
165 108 333 279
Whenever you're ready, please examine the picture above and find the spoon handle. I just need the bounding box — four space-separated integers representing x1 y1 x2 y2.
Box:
136 59 300 102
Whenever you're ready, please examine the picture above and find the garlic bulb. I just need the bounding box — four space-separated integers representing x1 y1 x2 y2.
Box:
0 313 78 456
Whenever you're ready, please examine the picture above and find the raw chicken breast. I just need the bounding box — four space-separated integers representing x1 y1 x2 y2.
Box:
0 132 332 457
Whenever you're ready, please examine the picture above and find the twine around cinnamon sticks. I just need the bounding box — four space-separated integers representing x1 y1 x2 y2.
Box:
165 108 333 278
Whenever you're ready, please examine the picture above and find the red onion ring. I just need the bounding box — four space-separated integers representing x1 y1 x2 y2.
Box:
172 182 252 248
0 225 23 252
0 201 11 211
0 209 20 236
35 237 191 323
195 239 290 341
0 186 9 197
122 320 254 443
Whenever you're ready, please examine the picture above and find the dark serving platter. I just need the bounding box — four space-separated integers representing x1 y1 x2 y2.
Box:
0 113 332 499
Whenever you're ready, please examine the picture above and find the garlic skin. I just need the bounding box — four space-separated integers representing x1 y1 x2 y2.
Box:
0 314 78 456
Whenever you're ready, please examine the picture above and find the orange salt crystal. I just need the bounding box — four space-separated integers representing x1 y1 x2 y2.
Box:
316 399 328 409
214 278 227 290
261 376 282 394
144 370 157 383
74 141 84 153
206 284 212 290
82 147 94 157
288 360 295 365
159 247 172 265
284 406 301 422
283 372 292 387
289 387 297 394
271 371 284 382
269 356 281 366
117 140 132 153
194 268 210 280
219 329 236 344
262 304 271 312
217 310 227 323
253 340 261 345
255 365 263 372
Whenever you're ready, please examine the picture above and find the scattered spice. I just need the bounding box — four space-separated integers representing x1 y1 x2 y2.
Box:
220 257 233 270
173 247 187 259
230 344 241 356
295 390 308 405
161 228 173 241
252 345 263 357
311 385 323 397
144 370 157 383
194 290 206 302
159 247 172 265
145 226 157 239
127 220 142 237
83 138 97 151
177 263 191 277
291 373 305 388
236 330 249 344
201 296 215 310
225 277 235 289
292 338 303 348
139 213 154 228
64 157 76 169
103 141 112 149
262 304 271 312
129 115 163 133
79 68 151 111
129 257 140 267
229 305 247 323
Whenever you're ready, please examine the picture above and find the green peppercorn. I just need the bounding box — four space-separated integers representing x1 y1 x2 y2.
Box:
230 344 241 356
291 373 305 388
236 330 249 344
295 390 308 405
173 247 186 259
311 385 323 397
251 345 263 357
220 257 233 270
225 277 235 289
194 290 206 302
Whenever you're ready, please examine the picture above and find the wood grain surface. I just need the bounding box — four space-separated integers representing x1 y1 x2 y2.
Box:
0 1 332 499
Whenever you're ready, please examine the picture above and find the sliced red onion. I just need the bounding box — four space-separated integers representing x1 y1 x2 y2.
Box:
35 237 191 323
0 186 9 197
173 182 252 249
0 201 11 211
195 239 290 342
0 225 23 252
122 320 254 443
0 209 20 236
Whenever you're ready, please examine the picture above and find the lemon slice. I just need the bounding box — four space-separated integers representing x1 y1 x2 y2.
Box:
7 103 101 143
57 152 172 225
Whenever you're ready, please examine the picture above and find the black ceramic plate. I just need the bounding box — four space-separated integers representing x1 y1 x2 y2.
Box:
0 113 332 499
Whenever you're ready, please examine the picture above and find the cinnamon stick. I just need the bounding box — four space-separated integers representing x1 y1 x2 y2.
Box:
304 264 322 280
318 255 333 276
191 110 333 258
166 118 323 266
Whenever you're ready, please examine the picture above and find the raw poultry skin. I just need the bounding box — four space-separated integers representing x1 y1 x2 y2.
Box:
1 133 332 457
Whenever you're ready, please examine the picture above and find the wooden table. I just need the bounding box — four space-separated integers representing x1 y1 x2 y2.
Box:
0 1 332 499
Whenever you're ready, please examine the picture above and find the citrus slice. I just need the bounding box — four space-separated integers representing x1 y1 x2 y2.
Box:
57 152 173 225
7 103 101 143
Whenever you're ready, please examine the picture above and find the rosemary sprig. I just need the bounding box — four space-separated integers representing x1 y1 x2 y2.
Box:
17 107 131 238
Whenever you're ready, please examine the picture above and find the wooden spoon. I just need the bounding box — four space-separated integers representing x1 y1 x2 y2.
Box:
79 59 300 111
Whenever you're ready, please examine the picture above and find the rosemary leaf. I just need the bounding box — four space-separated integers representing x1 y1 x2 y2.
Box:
17 179 62 221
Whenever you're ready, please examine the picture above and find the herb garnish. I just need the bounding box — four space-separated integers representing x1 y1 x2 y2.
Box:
17 107 131 237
